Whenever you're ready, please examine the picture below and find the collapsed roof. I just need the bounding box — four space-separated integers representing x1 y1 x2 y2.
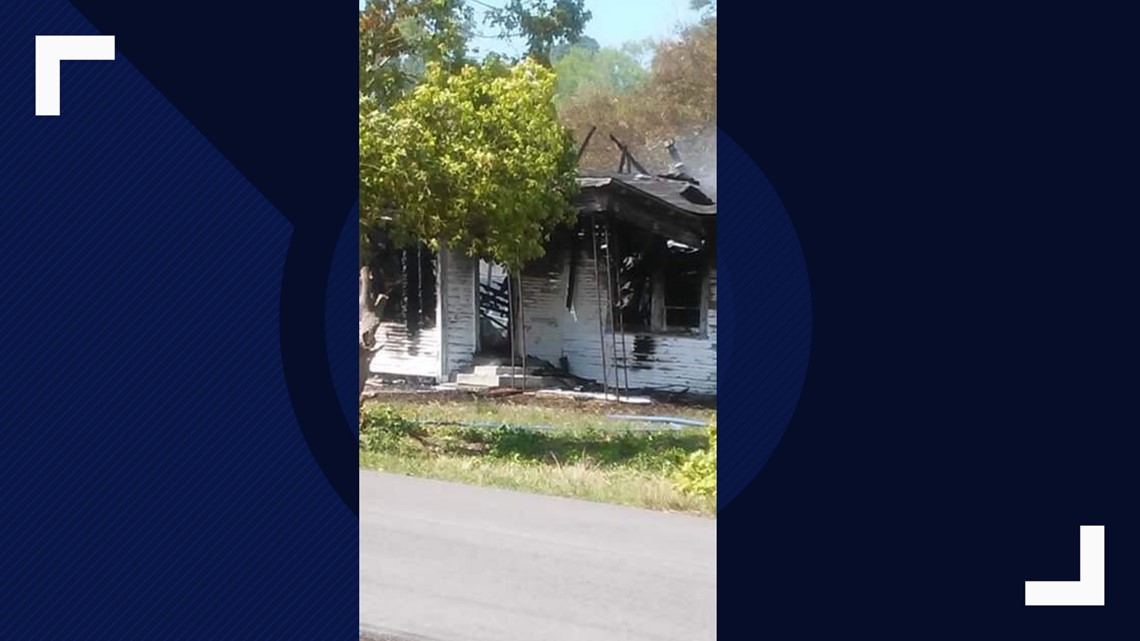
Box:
573 172 716 246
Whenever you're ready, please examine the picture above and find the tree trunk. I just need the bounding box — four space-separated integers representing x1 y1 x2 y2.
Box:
359 266 388 402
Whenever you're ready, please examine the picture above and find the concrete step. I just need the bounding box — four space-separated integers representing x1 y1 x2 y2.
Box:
455 372 565 390
493 374 564 389
471 365 532 377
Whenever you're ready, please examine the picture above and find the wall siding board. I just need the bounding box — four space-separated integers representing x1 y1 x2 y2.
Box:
517 261 568 365
442 248 478 379
368 322 441 379
368 247 479 382
371 245 716 395
516 249 717 395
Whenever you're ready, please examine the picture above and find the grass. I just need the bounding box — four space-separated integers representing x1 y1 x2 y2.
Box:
366 395 715 431
359 399 716 516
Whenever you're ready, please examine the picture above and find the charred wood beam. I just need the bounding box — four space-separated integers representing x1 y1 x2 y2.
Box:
405 246 421 331
615 207 704 248
571 192 705 247
572 191 609 214
482 316 509 331
566 223 580 310
419 244 436 322
479 302 511 316
577 125 597 160
479 282 509 294
609 134 649 175
478 288 510 306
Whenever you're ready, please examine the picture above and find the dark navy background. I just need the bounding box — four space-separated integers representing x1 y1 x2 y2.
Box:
1 0 1133 638
719 3 1138 637
0 1 357 639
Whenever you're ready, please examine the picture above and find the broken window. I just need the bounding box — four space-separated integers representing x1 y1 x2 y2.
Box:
373 243 437 332
613 227 708 336
615 240 654 331
661 241 704 332
477 260 512 356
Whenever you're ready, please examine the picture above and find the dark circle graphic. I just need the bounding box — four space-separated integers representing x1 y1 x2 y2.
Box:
716 129 812 510
283 206 359 516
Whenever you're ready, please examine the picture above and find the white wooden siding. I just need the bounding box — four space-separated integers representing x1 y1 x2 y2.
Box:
515 249 717 395
368 246 479 381
515 260 568 365
374 245 716 395
441 248 478 380
368 322 441 379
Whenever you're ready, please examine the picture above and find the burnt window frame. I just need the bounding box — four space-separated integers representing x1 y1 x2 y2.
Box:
374 242 439 333
659 240 707 334
610 224 710 338
476 259 512 356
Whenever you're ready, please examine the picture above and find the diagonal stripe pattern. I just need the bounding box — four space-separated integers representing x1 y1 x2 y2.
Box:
0 2 356 639
716 129 813 510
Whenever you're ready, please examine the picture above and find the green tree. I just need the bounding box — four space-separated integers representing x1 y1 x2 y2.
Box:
359 0 473 105
360 59 579 270
550 35 599 63
558 17 716 178
551 45 648 105
359 0 587 400
482 0 592 66
648 17 716 134
359 0 591 265
690 0 717 17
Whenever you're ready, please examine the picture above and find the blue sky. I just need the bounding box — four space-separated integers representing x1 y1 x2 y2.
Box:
361 1 702 57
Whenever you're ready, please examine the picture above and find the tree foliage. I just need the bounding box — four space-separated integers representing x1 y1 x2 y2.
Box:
359 0 473 105
649 19 716 135
690 0 717 17
482 0 592 66
551 44 648 104
550 35 599 63
359 0 585 270
558 17 717 186
360 59 578 270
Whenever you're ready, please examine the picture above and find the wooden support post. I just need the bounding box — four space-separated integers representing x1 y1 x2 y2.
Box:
603 222 621 400
590 216 609 398
519 270 528 392
608 221 631 391
651 261 666 333
507 270 516 389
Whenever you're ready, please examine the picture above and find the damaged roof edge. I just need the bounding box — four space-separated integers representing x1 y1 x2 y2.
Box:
575 173 717 217
571 191 709 247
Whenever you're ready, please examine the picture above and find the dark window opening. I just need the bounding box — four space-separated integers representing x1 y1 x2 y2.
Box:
616 243 654 331
662 241 704 333
373 243 437 333
477 260 512 356
612 225 707 336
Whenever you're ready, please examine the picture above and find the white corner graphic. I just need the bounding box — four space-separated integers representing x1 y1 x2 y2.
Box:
35 35 116 117
1025 525 1105 606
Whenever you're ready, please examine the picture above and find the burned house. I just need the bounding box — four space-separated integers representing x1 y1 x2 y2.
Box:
365 171 717 396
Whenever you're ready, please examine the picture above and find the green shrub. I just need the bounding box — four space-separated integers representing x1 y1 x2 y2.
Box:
674 419 716 500
359 405 422 453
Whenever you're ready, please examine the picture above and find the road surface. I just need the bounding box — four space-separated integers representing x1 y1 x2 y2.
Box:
360 471 716 641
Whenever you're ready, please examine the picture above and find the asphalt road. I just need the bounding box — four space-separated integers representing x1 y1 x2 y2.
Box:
360 471 716 641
